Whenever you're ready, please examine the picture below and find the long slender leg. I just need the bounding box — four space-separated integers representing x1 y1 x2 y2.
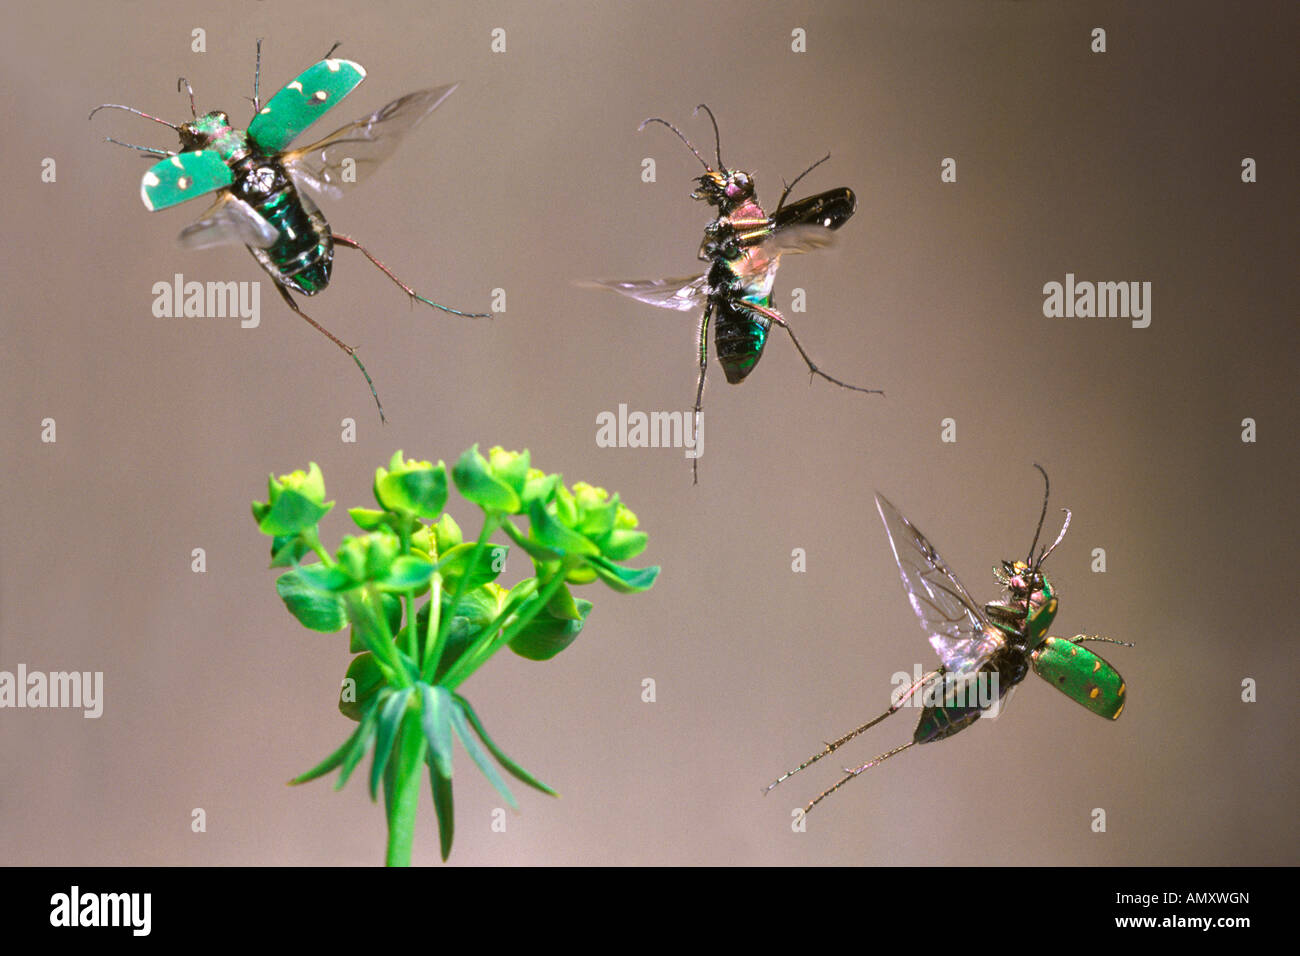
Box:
274 283 386 422
748 302 883 396
765 669 940 794
1065 634 1135 648
331 234 489 318
252 38 262 113
691 301 712 485
804 741 917 815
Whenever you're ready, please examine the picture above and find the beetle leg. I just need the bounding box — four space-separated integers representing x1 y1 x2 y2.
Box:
765 669 940 797
803 741 918 815
691 300 712 485
274 283 386 423
1064 634 1136 648
745 301 883 395
332 234 489 318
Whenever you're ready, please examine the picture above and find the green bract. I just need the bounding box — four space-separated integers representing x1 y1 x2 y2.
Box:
252 446 660 865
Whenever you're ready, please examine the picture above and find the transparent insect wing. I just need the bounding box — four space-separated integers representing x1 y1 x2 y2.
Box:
580 274 711 311
756 223 838 258
177 196 279 250
246 58 368 154
140 150 235 211
874 493 1003 675
281 84 459 200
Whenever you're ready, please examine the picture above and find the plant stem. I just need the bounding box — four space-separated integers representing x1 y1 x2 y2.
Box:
385 713 427 866
442 567 569 690
427 512 499 678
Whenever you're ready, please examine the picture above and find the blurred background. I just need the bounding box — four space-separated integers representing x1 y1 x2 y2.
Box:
0 0 1294 865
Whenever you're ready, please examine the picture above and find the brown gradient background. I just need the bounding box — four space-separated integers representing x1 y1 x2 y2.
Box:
1 0 1295 866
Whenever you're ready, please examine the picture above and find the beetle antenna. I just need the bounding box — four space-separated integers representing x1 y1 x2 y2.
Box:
693 103 725 171
323 41 342 59
177 77 197 119
1040 509 1072 563
639 116 712 172
88 104 181 130
1026 463 1050 566
103 136 174 157
777 153 831 212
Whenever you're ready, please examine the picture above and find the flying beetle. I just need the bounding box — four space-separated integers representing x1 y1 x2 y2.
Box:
587 106 882 482
90 40 487 421
766 465 1132 815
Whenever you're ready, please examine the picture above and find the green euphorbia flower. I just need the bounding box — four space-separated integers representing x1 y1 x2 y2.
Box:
253 446 659 865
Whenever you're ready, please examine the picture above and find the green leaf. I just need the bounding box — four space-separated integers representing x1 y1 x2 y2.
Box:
437 542 509 591
509 598 593 661
455 694 558 797
587 555 660 594
338 653 385 722
597 528 648 562
348 507 390 531
297 561 356 593
546 581 582 621
452 445 520 513
276 568 347 632
487 446 530 495
374 460 447 518
564 564 598 585
450 700 517 810
377 555 436 591
350 593 402 654
430 512 463 553
370 689 412 799
520 471 560 510
258 488 332 536
269 533 312 568
290 702 376 786
337 703 380 790
529 498 600 557
502 519 562 563
427 752 455 862
419 684 454 779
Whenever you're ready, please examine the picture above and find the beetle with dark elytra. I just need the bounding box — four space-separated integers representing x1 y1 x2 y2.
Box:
587 105 882 482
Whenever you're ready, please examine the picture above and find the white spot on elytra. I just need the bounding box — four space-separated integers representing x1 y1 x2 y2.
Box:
314 90 328 101
259 107 270 115
170 156 184 169
288 81 303 92
326 59 341 71
178 176 191 190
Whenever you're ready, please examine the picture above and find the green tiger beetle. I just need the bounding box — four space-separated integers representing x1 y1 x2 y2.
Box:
766 465 1132 815
587 106 881 483
90 40 487 421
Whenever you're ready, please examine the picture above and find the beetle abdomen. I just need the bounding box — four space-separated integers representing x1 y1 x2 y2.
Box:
243 164 333 295
714 297 770 383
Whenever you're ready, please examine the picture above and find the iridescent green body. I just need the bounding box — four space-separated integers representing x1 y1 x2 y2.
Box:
706 196 777 384
1032 636 1128 719
766 480 1132 815
137 59 366 296
95 47 483 423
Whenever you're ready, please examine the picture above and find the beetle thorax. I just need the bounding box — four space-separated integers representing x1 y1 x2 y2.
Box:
179 111 250 165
